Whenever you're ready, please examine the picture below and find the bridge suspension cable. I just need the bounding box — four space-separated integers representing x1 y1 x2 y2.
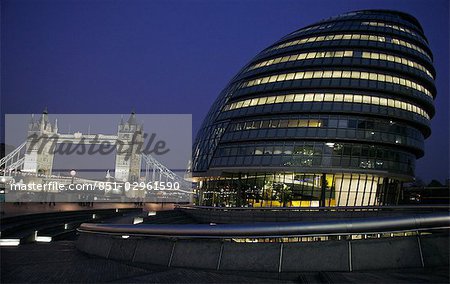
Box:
141 154 192 193
0 142 27 176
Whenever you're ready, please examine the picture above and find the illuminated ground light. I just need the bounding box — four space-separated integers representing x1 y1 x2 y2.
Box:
0 239 21 247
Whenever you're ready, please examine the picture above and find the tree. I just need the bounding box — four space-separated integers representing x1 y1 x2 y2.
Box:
428 179 443 187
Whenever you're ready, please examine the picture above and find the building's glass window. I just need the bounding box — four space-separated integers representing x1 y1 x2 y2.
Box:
224 92 430 119
361 51 434 79
269 33 431 60
361 21 420 38
241 70 433 98
248 50 433 79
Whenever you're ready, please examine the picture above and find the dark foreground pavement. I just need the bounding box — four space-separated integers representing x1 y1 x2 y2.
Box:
1 241 448 283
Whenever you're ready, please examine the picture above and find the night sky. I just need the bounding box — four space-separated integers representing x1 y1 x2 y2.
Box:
1 0 449 183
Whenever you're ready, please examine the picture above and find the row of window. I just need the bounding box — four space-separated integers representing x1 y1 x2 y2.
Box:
240 70 432 98
198 172 401 207
226 119 423 143
223 92 430 119
227 115 422 138
361 21 419 38
268 33 431 60
290 23 335 35
221 128 423 150
361 51 433 78
247 50 433 79
211 152 413 174
291 20 421 41
211 154 412 169
215 142 412 162
248 50 353 70
231 119 322 130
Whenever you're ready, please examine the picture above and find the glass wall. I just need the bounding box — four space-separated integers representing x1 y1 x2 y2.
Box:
196 173 401 207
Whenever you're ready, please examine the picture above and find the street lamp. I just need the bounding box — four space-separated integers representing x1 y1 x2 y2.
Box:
70 169 76 184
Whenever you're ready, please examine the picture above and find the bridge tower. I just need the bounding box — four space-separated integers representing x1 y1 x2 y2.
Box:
23 109 58 175
114 112 143 182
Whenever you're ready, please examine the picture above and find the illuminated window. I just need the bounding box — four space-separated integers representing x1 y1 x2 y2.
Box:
288 120 298 127
294 73 304 79
258 97 267 105
304 72 313 79
223 92 430 120
294 94 304 102
268 33 431 60
344 94 353 102
351 71 361 78
285 94 295 102
360 72 369 80
361 21 420 38
324 94 334 101
286 73 295 80
342 71 351 78
334 94 344 101
353 95 363 103
298 119 309 127
313 71 323 78
275 96 285 103
309 119 322 127
249 99 258 106
277 74 287 81
315 93 324 101
371 53 380 60
322 71 333 78
266 96 276 104
372 97 379 105
304 94 314 102
261 77 270 84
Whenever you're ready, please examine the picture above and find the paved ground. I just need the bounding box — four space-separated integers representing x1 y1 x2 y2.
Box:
1 241 448 283
1 241 291 283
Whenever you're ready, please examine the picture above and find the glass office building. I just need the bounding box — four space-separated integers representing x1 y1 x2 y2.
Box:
192 10 436 207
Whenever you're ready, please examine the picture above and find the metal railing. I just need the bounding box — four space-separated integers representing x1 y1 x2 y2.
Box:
78 212 450 239
177 204 450 212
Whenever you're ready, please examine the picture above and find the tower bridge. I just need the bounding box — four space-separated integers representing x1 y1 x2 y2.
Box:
0 110 192 200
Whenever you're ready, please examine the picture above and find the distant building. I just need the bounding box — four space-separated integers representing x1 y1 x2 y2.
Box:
192 10 436 207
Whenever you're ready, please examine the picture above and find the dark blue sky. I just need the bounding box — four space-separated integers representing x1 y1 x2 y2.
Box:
1 0 449 183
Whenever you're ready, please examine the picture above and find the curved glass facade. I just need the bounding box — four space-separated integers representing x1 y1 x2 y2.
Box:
192 10 436 207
